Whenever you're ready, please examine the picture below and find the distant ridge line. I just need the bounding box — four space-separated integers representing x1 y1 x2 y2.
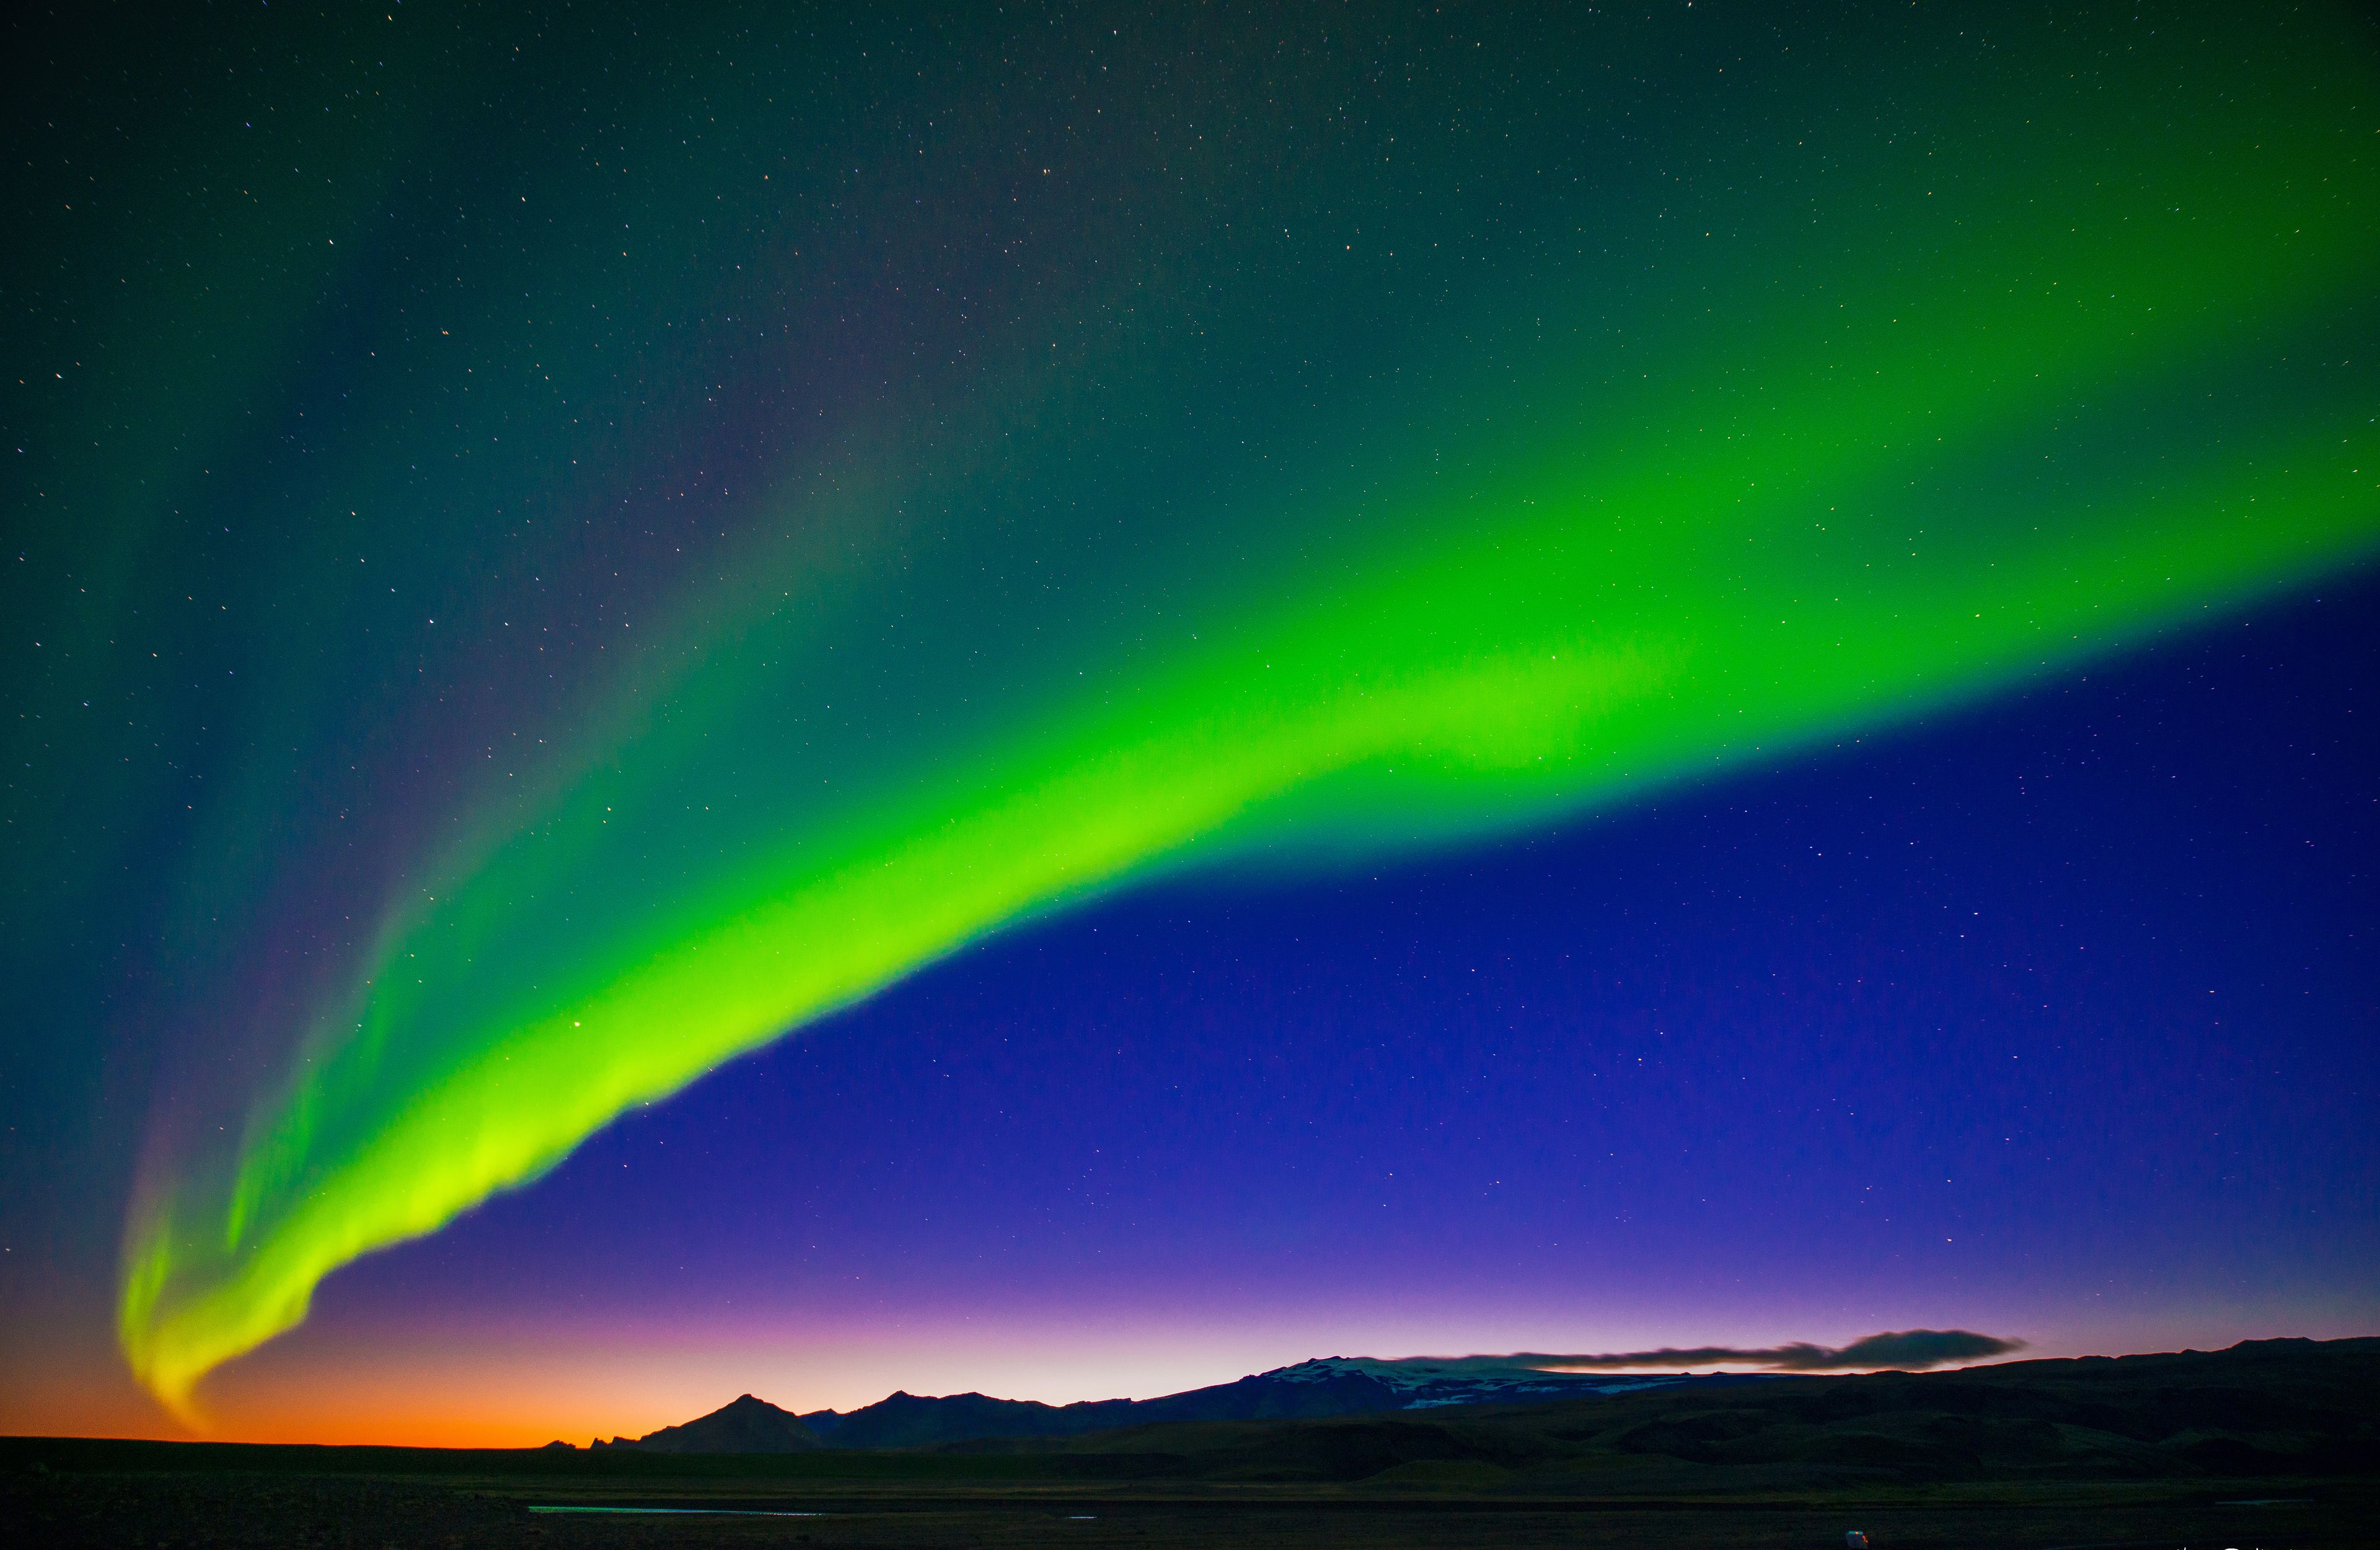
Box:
577 1336 2377 1455
592 1354 1791 1453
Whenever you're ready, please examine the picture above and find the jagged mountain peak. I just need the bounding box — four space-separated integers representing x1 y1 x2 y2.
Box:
593 1390 819 1455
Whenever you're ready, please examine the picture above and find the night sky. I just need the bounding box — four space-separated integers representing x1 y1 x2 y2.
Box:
3 2 2375 1447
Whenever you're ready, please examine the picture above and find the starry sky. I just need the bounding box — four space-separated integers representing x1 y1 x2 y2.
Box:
3 1 2376 1447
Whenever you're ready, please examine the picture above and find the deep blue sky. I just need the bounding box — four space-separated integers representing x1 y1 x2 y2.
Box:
237 573 2377 1417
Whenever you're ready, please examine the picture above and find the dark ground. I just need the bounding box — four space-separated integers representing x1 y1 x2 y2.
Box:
4 1470 2368 1550
7 1338 2374 1547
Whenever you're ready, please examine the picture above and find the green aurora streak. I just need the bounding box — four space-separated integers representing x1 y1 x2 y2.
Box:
117 7 2379 1417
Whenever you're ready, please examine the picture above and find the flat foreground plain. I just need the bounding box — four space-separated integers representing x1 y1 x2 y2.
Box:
3 1469 2369 1550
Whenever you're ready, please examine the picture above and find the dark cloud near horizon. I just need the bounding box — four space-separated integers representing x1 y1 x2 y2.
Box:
1440 1329 2025 1373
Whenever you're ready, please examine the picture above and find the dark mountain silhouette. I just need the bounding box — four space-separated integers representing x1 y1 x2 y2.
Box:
590 1393 818 1454
797 1389 1133 1449
1003 1334 2380 1488
796 1358 1741 1449
594 1339 2380 1463
611 1356 1752 1452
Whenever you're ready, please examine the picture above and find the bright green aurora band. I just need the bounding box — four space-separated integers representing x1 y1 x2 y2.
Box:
119 7 2379 1418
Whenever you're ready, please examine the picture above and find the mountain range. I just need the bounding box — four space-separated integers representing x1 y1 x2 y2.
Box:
565 1338 2380 1490
586 1356 1761 1453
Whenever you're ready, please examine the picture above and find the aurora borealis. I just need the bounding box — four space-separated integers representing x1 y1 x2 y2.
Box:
4 2 2377 1443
